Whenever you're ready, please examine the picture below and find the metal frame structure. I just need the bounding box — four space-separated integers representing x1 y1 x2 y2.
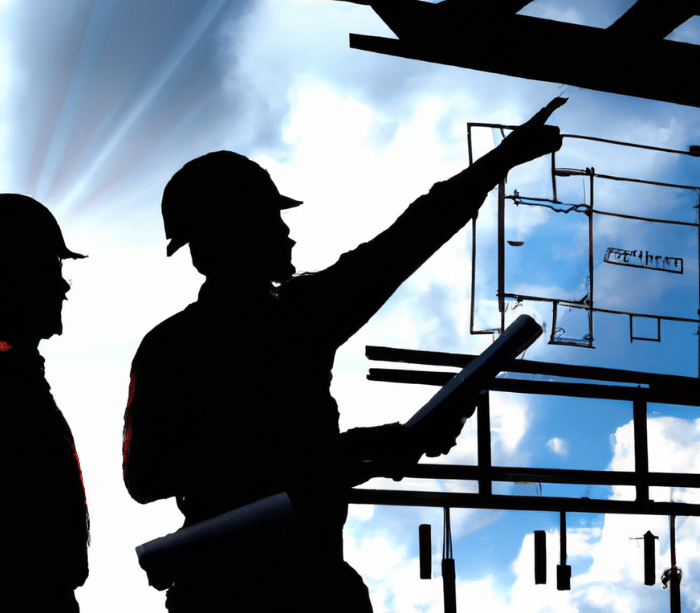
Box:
466 125 700 349
345 0 700 109
339 2 700 606
349 345 700 518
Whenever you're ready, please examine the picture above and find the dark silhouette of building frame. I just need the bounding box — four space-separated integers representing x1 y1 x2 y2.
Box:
341 6 700 604
351 346 700 518
345 0 700 108
343 0 700 520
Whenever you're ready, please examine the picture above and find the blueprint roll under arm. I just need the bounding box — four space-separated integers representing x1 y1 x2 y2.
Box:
135 492 296 590
404 314 543 433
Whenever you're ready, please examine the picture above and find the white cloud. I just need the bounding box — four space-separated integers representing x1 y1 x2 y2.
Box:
349 503 375 522
546 437 569 457
494 417 700 611
346 533 405 582
491 392 531 459
345 412 700 612
261 78 481 274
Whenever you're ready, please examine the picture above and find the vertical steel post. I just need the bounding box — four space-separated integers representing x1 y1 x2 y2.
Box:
470 208 478 335
442 508 457 613
477 391 492 496
670 516 681 613
557 511 571 590
696 190 700 378
534 530 547 584
587 169 595 345
633 399 650 503
498 179 506 332
420 524 432 580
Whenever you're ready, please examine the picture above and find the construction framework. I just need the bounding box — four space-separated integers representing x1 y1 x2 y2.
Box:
466 125 700 349
345 0 700 108
341 2 699 605
349 345 700 518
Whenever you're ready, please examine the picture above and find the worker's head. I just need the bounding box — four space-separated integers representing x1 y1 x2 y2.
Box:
0 194 85 346
162 151 301 281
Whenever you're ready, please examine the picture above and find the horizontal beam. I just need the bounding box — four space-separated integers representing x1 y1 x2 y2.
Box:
349 18 700 108
365 345 695 385
347 488 700 516
367 367 700 406
608 0 699 41
403 463 700 489
365 345 700 392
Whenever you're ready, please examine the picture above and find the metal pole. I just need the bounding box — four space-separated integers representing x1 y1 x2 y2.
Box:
560 511 567 564
557 511 571 590
670 516 681 613
498 179 506 332
633 399 650 503
696 190 700 379
477 391 492 496
588 170 595 346
442 507 457 613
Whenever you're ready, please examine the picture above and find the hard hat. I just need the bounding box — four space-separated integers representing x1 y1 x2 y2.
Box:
162 151 302 257
0 194 85 260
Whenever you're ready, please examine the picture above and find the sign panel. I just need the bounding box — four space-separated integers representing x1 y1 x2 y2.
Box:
604 247 683 274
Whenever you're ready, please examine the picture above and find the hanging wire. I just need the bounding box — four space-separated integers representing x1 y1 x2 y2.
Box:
442 507 457 613
443 507 453 560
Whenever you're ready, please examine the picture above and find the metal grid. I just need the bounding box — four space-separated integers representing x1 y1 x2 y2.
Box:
350 345 700 517
467 125 700 349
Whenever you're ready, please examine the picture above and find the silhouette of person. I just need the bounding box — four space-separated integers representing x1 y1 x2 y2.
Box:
123 119 561 612
0 194 89 612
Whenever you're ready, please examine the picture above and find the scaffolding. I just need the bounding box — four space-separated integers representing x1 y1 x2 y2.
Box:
351 345 700 517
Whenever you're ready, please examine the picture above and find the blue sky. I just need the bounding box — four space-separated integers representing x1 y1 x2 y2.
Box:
3 1 700 611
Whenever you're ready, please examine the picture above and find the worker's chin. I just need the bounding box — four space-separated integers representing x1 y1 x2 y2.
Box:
40 322 63 340
38 310 64 340
272 262 295 283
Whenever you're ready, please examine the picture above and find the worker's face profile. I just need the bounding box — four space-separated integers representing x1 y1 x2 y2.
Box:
0 251 70 340
239 205 296 282
187 202 296 282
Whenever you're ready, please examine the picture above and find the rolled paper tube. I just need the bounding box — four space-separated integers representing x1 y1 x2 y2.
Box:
405 314 543 432
136 492 296 587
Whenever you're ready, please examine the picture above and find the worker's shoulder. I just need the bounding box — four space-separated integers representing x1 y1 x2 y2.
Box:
134 303 199 360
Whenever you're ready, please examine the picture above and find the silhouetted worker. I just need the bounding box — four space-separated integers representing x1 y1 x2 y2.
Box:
0 194 89 612
123 113 561 612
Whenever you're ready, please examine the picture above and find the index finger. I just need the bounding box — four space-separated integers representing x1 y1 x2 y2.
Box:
523 96 568 127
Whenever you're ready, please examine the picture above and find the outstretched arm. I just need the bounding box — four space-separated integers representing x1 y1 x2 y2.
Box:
316 104 563 482
287 103 563 347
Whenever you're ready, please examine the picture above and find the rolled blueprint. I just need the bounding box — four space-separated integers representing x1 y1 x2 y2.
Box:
136 492 296 589
405 314 543 431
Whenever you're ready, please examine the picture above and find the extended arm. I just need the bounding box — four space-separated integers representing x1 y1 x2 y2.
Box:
288 115 562 347
306 109 562 477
